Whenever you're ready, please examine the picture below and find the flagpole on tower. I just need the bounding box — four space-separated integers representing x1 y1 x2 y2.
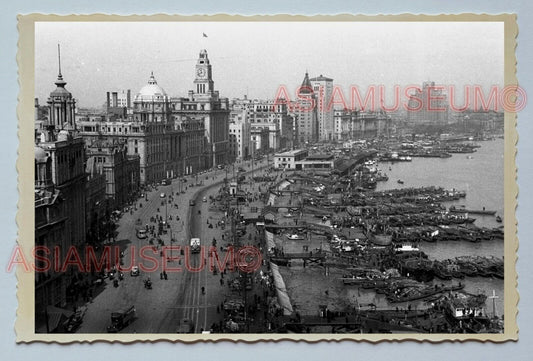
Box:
201 32 208 50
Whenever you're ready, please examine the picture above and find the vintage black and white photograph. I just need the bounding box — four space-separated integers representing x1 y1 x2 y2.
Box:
21 15 517 340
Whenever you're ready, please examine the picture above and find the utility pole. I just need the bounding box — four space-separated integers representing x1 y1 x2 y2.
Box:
489 289 499 319
251 141 255 180
225 162 229 184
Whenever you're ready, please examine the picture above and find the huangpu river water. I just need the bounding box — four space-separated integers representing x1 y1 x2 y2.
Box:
360 138 506 317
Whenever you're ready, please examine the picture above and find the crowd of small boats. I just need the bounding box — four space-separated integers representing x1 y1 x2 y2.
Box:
386 282 465 303
259 138 503 333
432 256 504 280
377 142 479 162
340 252 503 287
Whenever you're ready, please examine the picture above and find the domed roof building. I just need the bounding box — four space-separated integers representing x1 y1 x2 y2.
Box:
132 72 171 124
134 72 168 102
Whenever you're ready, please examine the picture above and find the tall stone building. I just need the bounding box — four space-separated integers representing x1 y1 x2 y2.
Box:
106 89 132 110
407 81 449 125
334 109 352 140
78 73 170 184
35 53 87 331
229 97 293 154
106 89 132 117
131 72 179 182
229 102 251 161
85 139 140 210
171 49 230 168
334 109 391 140
295 72 318 144
78 49 229 185
78 72 201 184
85 158 107 246
310 74 334 141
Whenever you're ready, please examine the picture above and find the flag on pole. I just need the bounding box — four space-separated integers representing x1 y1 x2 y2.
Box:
203 33 208 38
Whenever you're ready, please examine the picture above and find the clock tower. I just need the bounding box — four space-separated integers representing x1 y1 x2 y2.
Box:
194 49 214 96
177 48 229 169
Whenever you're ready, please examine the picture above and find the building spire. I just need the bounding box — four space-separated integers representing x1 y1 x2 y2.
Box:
55 43 66 87
300 71 313 94
57 44 63 80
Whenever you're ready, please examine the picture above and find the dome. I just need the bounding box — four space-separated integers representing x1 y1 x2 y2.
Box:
135 72 168 102
34 146 48 163
50 73 72 98
50 86 72 97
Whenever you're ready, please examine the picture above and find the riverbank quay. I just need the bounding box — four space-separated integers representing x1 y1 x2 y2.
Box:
229 143 505 334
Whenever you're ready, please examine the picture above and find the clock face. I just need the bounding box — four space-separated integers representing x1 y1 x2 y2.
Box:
197 68 205 77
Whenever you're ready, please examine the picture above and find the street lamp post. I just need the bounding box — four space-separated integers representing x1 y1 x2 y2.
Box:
225 162 228 183
251 141 255 181
169 230 174 261
159 191 168 237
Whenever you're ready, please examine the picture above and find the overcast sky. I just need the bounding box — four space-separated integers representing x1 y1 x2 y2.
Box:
35 21 504 108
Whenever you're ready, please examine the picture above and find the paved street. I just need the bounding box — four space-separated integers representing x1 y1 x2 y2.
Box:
77 159 270 333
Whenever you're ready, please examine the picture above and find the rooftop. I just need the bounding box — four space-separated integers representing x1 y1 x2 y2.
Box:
309 74 333 82
305 154 334 161
274 149 308 157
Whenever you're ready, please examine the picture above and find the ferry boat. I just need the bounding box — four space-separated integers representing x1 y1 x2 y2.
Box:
394 244 420 253
449 205 496 215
